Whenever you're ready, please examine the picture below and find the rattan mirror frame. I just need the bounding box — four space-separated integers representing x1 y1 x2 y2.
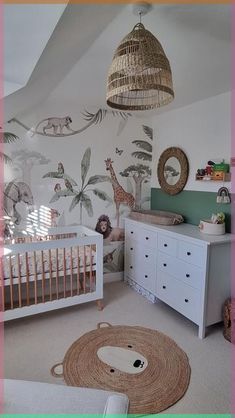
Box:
157 147 189 195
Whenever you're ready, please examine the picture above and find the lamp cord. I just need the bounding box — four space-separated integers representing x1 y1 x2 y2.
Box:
139 11 142 24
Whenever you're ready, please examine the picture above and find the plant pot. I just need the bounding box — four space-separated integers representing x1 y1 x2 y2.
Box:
199 220 225 235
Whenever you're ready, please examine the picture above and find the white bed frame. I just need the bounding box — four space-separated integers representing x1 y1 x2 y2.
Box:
1 226 103 321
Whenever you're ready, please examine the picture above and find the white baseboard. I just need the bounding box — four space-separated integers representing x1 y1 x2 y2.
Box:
104 272 124 283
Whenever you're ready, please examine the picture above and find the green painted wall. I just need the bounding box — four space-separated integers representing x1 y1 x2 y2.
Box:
151 188 231 232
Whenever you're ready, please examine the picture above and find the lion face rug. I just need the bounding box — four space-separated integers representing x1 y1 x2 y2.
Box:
51 323 191 414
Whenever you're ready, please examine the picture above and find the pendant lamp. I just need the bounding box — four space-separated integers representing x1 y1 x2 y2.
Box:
106 4 174 111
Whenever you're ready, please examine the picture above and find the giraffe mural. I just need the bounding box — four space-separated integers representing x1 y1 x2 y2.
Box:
105 158 135 227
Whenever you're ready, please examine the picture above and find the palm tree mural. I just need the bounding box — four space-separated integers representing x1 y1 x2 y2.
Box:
120 164 151 210
120 125 153 209
1 131 20 164
43 148 112 224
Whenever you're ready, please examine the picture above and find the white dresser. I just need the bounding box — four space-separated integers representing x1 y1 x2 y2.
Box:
124 218 231 338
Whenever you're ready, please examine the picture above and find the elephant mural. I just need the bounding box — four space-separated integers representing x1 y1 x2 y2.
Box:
4 181 34 225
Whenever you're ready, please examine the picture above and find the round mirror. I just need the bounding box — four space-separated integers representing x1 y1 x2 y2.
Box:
157 147 189 195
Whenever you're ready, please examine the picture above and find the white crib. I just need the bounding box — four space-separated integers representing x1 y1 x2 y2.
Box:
1 226 103 321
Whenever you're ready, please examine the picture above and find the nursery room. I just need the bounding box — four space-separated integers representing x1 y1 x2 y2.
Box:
2 2 232 415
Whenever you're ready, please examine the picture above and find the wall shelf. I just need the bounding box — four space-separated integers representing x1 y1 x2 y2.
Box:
195 173 231 182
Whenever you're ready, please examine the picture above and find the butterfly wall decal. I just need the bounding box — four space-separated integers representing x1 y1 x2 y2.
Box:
116 147 123 156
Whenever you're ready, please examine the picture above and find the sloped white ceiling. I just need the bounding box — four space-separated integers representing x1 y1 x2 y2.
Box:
4 4 68 96
4 3 231 121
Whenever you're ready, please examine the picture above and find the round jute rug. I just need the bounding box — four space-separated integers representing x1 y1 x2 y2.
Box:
51 323 191 414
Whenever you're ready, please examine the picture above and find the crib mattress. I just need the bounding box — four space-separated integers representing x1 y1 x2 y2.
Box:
3 246 96 279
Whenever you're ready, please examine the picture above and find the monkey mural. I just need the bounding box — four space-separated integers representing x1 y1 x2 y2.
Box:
34 116 74 136
58 162 64 174
54 183 62 193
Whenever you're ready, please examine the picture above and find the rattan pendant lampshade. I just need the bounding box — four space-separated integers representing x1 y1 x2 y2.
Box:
106 17 174 111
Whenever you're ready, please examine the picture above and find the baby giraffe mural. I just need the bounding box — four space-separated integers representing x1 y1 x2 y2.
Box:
105 158 135 226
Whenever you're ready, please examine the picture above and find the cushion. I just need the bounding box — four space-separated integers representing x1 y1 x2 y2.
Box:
129 210 184 226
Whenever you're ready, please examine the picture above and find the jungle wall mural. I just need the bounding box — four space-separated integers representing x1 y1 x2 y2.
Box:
3 108 152 280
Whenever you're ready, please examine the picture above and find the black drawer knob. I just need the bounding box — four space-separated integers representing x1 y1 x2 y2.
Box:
186 273 190 278
162 285 166 289
130 266 133 269
163 263 167 267
164 243 168 247
131 231 133 234
187 252 191 256
130 247 133 251
145 275 148 278
145 254 149 258
145 237 149 240
185 298 189 303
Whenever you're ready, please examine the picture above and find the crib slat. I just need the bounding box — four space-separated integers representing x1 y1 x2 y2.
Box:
49 249 52 301
9 256 14 309
83 246 86 294
41 251 45 303
17 254 22 308
33 251 38 305
77 246 80 295
55 248 59 300
0 258 5 312
25 252 30 306
89 245 92 292
63 248 66 298
70 247 73 297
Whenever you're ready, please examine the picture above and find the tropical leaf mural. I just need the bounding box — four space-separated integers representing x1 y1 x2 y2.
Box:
43 172 78 186
50 189 76 203
131 151 152 161
142 125 153 140
120 125 153 209
1 131 20 164
43 148 112 224
81 148 91 186
92 189 113 203
131 125 153 163
132 140 152 153
87 175 111 185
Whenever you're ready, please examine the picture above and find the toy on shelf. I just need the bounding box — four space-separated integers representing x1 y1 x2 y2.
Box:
196 159 231 181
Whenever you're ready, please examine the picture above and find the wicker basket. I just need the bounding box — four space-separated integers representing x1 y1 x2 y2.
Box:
223 298 235 343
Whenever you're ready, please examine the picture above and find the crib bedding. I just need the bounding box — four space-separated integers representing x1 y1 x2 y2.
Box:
3 246 96 279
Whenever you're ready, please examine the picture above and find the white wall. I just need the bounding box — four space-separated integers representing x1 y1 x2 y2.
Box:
151 91 231 192
4 103 152 231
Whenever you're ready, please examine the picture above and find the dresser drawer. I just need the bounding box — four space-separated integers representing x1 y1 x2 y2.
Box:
125 223 140 241
125 239 137 256
137 268 156 294
178 240 206 267
139 247 156 268
125 257 135 279
139 228 157 248
156 272 201 324
158 234 177 256
125 244 137 279
158 252 204 290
